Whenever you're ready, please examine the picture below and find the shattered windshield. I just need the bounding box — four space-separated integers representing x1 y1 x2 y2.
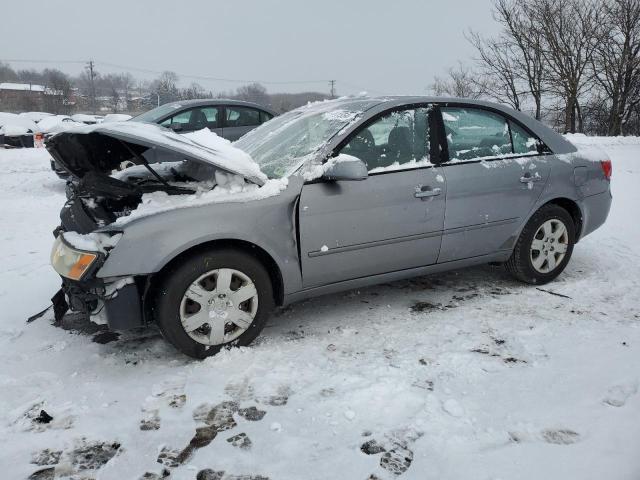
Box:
234 98 380 179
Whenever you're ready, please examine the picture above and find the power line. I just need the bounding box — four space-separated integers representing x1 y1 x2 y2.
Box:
2 58 330 86
1 58 385 95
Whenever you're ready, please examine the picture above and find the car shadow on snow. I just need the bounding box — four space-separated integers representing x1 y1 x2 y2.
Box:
54 263 573 359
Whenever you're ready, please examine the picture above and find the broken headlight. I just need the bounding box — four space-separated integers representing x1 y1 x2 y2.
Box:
50 235 99 281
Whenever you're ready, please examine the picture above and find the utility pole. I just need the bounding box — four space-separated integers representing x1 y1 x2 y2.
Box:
85 59 97 114
329 80 336 99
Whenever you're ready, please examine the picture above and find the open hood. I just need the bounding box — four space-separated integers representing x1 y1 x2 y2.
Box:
46 122 267 186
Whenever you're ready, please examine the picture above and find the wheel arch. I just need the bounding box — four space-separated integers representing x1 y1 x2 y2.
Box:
142 238 285 326
542 197 583 241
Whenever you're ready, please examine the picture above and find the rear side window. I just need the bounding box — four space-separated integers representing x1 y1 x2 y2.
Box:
260 110 273 124
510 120 541 154
226 107 261 127
441 107 512 161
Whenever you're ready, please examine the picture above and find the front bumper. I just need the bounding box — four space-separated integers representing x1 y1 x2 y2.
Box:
53 276 144 331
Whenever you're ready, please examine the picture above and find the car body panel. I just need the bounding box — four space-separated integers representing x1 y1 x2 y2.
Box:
97 176 305 295
299 167 446 288
437 155 552 262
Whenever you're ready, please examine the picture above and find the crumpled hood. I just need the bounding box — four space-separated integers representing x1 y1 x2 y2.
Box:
46 122 267 186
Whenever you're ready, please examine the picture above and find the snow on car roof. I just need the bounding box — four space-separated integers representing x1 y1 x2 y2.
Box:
0 113 38 135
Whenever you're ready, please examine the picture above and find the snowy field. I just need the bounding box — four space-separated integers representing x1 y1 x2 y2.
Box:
0 137 639 480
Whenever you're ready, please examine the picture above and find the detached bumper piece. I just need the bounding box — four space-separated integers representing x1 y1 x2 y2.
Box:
57 278 144 331
52 288 68 323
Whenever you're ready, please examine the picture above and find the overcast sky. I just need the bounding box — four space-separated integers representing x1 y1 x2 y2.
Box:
1 0 500 96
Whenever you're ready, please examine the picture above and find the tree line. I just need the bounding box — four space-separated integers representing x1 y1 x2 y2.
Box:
432 0 640 136
0 63 330 115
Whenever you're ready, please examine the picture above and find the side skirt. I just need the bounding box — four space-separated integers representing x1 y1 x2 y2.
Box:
283 250 511 305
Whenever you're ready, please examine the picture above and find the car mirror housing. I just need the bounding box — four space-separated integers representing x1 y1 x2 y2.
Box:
168 123 183 132
322 154 368 181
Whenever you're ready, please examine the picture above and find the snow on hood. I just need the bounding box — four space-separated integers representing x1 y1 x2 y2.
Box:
115 172 289 225
51 122 268 186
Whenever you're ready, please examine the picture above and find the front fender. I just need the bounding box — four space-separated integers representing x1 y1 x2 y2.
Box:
97 178 304 294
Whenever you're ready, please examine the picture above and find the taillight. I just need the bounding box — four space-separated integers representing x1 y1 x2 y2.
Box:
600 160 612 181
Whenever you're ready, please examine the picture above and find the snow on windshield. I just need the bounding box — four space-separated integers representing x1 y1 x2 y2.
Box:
234 97 380 179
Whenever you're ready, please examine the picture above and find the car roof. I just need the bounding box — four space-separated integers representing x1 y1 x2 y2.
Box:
162 98 277 116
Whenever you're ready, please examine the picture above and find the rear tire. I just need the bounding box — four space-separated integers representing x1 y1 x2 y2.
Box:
153 249 274 359
506 204 575 285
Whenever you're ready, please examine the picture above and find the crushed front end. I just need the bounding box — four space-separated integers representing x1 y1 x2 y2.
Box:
50 231 145 330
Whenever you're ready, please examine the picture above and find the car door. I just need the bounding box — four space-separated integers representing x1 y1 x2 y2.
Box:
436 105 552 263
299 106 446 288
222 106 262 141
160 106 223 135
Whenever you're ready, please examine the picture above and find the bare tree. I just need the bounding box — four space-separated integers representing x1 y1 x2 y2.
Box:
0 62 18 82
530 0 602 132
152 71 180 105
180 82 212 100
233 83 270 106
592 0 640 135
430 63 485 98
468 30 525 110
42 69 72 114
493 0 546 119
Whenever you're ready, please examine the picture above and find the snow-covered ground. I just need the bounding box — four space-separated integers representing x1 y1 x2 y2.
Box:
0 139 638 480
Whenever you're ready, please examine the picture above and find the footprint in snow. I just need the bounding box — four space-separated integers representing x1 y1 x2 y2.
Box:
29 438 121 479
541 428 581 445
359 428 422 476
603 382 638 407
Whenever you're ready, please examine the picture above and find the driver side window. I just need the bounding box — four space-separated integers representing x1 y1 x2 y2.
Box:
339 107 430 173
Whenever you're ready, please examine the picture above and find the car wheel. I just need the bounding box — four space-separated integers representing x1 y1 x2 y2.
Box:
153 249 274 359
505 204 575 285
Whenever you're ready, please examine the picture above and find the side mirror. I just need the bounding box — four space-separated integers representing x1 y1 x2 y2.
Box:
322 154 368 181
168 123 183 132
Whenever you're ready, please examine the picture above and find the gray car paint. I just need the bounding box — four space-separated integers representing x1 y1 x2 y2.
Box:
94 96 611 310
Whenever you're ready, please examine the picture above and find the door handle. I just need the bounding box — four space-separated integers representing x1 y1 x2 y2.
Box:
520 173 542 183
414 186 442 198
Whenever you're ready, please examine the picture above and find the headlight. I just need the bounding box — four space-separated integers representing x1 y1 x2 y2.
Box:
50 235 99 281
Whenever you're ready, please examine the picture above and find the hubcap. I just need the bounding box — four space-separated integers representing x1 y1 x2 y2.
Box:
530 219 569 274
179 268 258 346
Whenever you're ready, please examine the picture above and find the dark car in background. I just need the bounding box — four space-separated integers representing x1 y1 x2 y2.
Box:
130 99 276 141
49 99 276 178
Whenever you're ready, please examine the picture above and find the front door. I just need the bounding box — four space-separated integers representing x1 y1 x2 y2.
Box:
299 106 446 288
437 106 552 262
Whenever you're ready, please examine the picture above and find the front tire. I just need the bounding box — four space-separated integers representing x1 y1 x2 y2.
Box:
153 249 274 359
506 204 575 285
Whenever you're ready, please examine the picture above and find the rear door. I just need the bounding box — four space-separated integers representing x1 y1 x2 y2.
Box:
222 106 263 141
299 106 446 288
437 105 552 262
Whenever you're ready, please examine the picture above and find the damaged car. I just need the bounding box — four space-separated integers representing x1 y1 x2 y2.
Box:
47 97 612 358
